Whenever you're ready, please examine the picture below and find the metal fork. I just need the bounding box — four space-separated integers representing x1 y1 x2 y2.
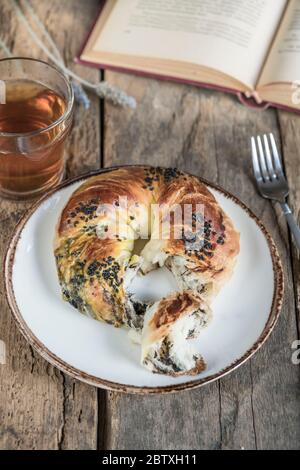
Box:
251 133 300 251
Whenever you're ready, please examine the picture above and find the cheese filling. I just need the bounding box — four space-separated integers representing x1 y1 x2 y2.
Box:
141 300 211 375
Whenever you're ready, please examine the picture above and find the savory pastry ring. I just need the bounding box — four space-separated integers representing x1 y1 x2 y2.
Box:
54 166 239 376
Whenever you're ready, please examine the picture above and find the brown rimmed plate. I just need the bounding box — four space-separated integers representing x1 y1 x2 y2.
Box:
5 166 283 394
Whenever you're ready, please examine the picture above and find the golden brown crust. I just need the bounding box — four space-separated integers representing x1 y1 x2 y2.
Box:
54 166 240 327
150 356 207 377
167 357 207 377
153 292 195 328
147 290 209 345
157 174 240 287
55 167 160 326
56 167 157 240
141 291 210 376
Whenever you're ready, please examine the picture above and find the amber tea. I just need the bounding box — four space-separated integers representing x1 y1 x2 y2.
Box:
0 58 73 199
0 80 67 197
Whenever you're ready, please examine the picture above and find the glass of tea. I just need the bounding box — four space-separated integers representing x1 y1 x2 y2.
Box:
0 57 74 199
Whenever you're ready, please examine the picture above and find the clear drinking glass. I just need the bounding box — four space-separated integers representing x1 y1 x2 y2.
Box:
0 57 74 199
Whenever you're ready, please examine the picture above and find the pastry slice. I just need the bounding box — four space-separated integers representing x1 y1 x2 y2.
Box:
141 291 212 376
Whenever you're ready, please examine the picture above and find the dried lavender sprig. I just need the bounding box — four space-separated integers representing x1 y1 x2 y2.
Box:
71 80 91 109
0 38 13 57
95 82 136 108
0 36 92 109
11 0 137 109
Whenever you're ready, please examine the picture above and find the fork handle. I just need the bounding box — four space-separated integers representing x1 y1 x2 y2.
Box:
281 203 300 251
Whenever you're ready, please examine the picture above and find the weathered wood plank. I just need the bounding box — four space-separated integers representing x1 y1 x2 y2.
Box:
0 0 101 449
1 0 299 450
103 72 300 449
278 110 300 334
275 110 300 449
203 102 300 450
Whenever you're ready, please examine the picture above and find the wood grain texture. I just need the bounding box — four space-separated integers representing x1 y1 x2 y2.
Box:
278 111 300 335
103 72 300 450
0 0 101 450
1 0 299 451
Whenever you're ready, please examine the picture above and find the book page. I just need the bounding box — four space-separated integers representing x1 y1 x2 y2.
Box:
93 0 287 88
258 0 300 86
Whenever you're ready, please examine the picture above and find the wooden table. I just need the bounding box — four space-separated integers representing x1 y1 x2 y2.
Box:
0 0 299 450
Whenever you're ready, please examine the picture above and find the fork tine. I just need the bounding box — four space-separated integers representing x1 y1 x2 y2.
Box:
263 134 276 179
251 136 263 182
257 135 270 181
269 133 284 176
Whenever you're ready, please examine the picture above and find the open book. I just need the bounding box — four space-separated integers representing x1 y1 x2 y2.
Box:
78 0 300 112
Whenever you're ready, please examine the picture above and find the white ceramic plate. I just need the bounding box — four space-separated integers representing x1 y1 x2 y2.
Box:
5 168 283 394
